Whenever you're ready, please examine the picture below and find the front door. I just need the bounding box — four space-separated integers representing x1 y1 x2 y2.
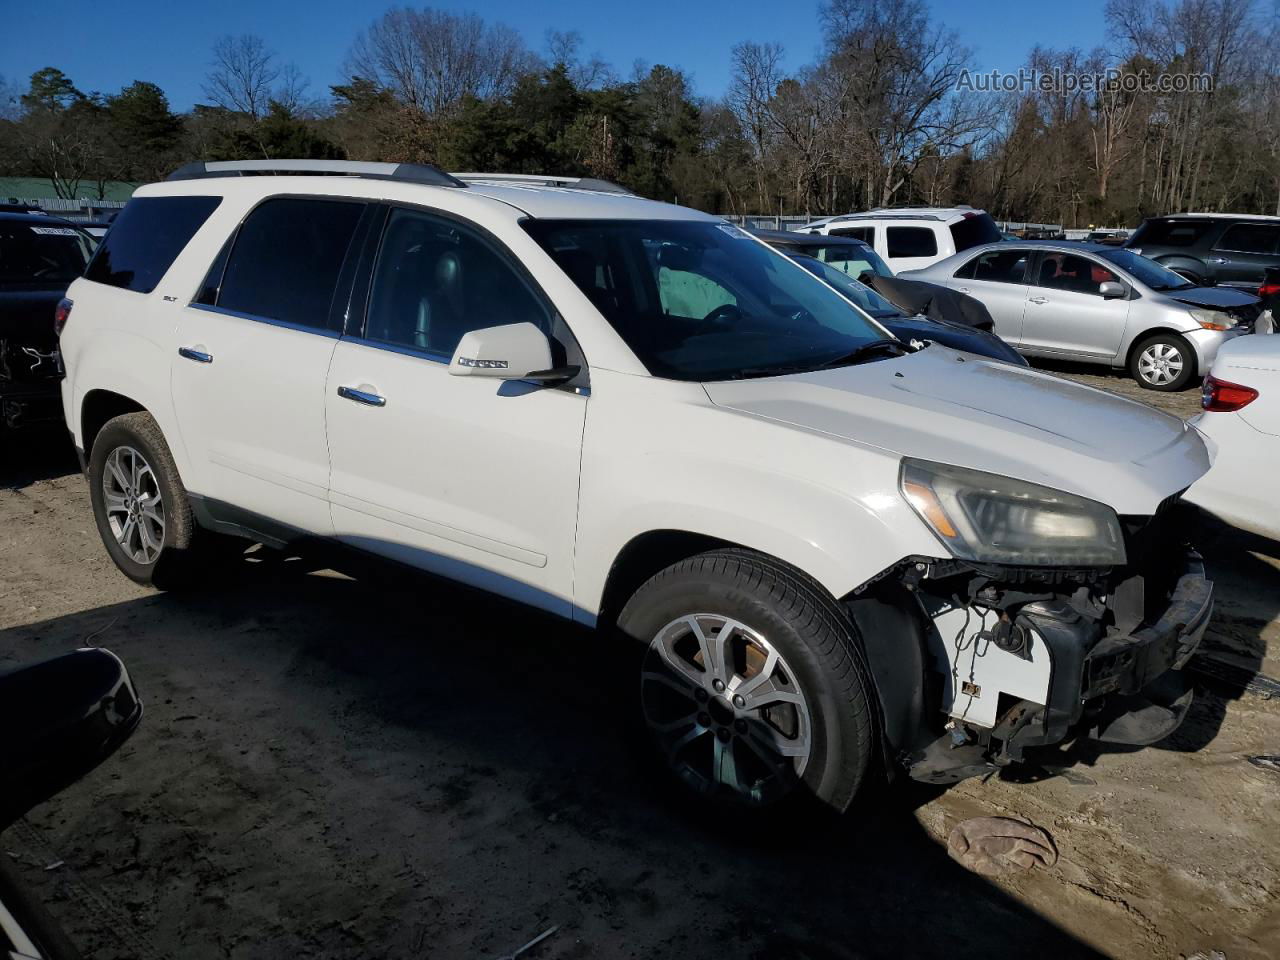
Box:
170 196 369 534
1019 252 1130 360
324 206 587 616
1209 222 1280 287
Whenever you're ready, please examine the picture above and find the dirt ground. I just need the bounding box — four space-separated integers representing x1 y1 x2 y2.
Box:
2 361 1277 960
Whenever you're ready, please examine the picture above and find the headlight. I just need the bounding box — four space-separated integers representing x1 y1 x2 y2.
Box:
900 458 1126 566
1188 308 1235 332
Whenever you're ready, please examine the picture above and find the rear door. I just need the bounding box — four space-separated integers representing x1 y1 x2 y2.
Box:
1210 222 1280 287
170 196 370 534
1019 251 1130 359
950 247 1032 343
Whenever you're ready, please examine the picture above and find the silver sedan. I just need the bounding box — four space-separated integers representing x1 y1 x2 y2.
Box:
901 240 1259 390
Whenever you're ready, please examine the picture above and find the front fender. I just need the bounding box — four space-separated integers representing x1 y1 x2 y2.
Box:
573 370 942 621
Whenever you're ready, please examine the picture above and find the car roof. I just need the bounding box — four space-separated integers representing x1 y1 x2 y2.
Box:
807 206 985 227
146 161 715 223
961 239 1120 256
750 228 872 248
1160 212 1280 222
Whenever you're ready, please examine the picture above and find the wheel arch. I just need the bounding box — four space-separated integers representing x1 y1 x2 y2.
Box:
596 529 738 631
80 389 147 458
1125 326 1196 374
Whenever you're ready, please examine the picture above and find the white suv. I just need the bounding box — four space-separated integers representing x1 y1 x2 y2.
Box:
60 160 1214 811
803 207 1004 272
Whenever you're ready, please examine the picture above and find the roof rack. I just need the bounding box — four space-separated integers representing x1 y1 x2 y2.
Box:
166 160 465 188
451 172 633 195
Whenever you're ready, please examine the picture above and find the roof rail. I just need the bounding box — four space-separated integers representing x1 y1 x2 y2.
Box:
451 172 633 195
166 159 465 188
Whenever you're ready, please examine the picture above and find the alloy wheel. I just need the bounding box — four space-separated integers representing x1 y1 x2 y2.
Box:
1138 342 1185 386
102 445 165 565
640 613 812 806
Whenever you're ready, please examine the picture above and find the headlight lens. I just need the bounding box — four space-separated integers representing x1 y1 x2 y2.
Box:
900 458 1126 566
1189 308 1235 332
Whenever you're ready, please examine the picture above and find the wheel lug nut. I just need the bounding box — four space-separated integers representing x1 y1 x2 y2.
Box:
735 720 748 734
732 694 745 708
697 712 711 727
694 689 709 702
717 728 731 742
712 679 725 693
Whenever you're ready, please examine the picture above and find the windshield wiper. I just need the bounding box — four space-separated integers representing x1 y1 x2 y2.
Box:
816 338 912 370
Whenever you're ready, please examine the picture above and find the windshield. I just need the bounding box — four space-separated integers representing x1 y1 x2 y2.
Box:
806 242 892 279
523 219 886 381
0 220 96 285
789 255 904 319
1099 248 1194 291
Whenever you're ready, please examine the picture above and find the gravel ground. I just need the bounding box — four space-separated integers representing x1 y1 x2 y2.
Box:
1 363 1276 960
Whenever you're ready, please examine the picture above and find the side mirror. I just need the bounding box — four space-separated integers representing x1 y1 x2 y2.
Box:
448 322 578 382
1099 280 1127 299
0 648 142 830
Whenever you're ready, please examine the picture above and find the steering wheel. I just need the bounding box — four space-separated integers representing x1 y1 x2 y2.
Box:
703 303 743 325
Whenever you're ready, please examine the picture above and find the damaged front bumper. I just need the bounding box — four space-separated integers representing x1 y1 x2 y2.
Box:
856 544 1212 785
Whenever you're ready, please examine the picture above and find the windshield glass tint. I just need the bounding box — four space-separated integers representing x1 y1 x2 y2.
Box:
791 256 902 317
523 220 884 381
0 221 95 285
948 213 1002 252
1100 248 1191 290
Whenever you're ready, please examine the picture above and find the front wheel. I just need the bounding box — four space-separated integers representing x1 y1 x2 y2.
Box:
618 549 876 813
1130 333 1196 391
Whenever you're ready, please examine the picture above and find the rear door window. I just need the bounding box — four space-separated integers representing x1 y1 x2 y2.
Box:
85 196 221 293
956 249 1029 283
1215 223 1280 255
886 227 938 259
212 198 365 332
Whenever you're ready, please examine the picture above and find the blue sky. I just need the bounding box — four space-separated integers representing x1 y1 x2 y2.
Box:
1 0 1111 109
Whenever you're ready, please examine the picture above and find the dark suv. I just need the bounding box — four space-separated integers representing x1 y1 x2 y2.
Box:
1 211 96 434
1126 214 1280 288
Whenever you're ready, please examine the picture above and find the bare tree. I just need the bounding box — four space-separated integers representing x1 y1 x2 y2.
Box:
546 30 615 89
204 34 280 118
347 7 535 114
728 41 786 210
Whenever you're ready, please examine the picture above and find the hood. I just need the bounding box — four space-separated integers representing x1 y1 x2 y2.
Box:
1166 285 1260 310
703 347 1209 516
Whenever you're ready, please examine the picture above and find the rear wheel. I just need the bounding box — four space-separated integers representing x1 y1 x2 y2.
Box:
87 412 204 588
1130 333 1196 391
619 549 876 813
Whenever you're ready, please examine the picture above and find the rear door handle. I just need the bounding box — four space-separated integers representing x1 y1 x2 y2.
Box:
337 385 386 407
957 287 971 294
1028 296 1048 304
1209 257 1229 264
178 346 213 364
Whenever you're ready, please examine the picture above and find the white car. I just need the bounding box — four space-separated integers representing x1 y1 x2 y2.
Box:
801 207 1003 272
1187 335 1280 540
59 160 1213 812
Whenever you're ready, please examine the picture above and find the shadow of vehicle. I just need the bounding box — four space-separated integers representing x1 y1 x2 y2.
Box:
0 545 1103 960
0 426 79 489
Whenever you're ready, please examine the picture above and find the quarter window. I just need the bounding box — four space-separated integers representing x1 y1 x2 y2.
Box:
85 196 221 294
830 226 873 243
1215 223 1280 255
363 208 550 355
213 198 365 331
886 227 938 259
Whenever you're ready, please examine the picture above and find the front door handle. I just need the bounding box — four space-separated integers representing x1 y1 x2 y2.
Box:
1209 257 1229 264
337 385 386 407
1028 296 1048 304
178 346 213 364
957 287 971 294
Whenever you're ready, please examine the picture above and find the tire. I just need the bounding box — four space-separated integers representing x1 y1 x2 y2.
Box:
618 548 876 814
87 411 203 588
1130 332 1196 391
